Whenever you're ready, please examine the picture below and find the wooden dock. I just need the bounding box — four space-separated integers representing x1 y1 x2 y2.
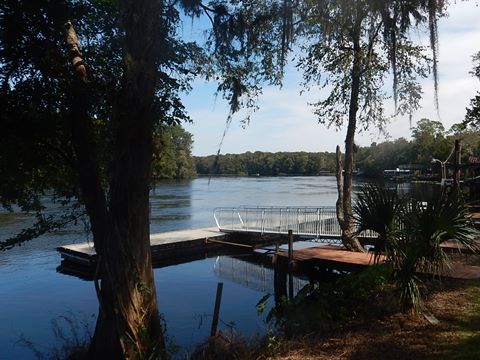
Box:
277 245 480 280
440 239 480 253
57 221 480 281
277 246 383 272
57 227 230 266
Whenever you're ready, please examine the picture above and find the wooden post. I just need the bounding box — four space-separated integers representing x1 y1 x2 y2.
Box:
272 241 280 265
288 229 293 262
210 282 224 337
453 139 461 189
274 258 288 306
288 273 294 300
287 230 294 299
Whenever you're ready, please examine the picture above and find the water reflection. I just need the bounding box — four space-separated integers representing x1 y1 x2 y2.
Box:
1 176 434 359
213 255 309 295
385 180 443 201
149 180 194 233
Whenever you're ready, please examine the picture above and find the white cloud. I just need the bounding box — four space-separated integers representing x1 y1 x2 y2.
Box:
184 2 480 156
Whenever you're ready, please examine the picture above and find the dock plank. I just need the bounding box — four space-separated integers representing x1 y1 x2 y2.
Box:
149 227 224 245
58 227 228 265
441 263 480 280
279 246 480 280
277 246 383 266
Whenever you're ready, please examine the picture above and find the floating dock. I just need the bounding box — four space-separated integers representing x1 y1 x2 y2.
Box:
57 206 480 280
57 227 230 267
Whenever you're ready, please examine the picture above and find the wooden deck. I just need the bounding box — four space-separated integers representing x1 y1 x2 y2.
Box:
440 239 480 253
443 263 480 279
466 212 480 220
277 245 480 280
57 227 229 266
277 246 383 272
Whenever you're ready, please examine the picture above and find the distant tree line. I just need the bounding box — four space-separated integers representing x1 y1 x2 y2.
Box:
194 119 480 178
194 151 337 176
160 118 480 179
356 119 480 177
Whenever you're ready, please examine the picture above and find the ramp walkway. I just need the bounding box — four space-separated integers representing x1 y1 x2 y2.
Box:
214 206 377 240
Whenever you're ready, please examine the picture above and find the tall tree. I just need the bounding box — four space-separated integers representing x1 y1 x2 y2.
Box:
203 0 445 251
356 138 413 177
464 51 480 129
294 0 443 250
411 118 451 163
1 0 203 357
152 124 197 179
85 1 165 356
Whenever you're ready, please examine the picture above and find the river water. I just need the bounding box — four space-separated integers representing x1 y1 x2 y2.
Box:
0 176 368 359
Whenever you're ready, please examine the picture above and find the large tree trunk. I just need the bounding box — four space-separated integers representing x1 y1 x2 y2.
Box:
335 145 345 230
89 1 165 358
65 1 165 358
336 30 365 253
65 21 108 245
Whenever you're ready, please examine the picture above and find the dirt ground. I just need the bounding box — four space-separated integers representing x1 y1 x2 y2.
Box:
270 254 480 360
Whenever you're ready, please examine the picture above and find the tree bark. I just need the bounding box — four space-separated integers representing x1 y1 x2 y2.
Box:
89 1 165 359
64 21 108 247
336 27 365 253
65 2 165 358
335 145 345 229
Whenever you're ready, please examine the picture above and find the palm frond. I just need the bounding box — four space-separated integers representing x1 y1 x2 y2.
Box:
354 184 479 311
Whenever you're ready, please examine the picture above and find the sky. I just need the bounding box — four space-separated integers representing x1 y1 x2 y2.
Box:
182 1 480 156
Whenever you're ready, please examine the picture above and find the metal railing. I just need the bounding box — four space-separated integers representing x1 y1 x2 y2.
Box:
213 206 377 239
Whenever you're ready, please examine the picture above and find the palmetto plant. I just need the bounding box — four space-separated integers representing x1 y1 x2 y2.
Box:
354 183 405 260
395 189 479 309
354 184 479 310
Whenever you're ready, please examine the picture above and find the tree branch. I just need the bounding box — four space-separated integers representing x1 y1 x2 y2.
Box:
65 20 88 83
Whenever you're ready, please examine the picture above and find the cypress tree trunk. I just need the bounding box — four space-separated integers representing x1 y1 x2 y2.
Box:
90 1 165 358
335 145 345 229
336 27 365 253
65 1 165 358
64 21 108 247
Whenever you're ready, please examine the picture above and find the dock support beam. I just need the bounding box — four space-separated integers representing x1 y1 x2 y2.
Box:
210 282 224 337
288 229 293 262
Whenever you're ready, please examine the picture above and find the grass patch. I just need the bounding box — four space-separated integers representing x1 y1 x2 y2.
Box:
257 277 480 360
0 212 16 223
429 280 480 360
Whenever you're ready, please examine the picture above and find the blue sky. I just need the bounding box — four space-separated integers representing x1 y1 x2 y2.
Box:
182 1 480 156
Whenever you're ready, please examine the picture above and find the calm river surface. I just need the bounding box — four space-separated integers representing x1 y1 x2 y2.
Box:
0 176 369 359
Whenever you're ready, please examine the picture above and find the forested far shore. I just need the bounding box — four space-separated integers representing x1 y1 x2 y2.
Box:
193 119 480 178
194 151 337 176
156 119 480 179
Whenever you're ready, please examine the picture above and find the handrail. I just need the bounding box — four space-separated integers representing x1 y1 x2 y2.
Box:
213 206 377 239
